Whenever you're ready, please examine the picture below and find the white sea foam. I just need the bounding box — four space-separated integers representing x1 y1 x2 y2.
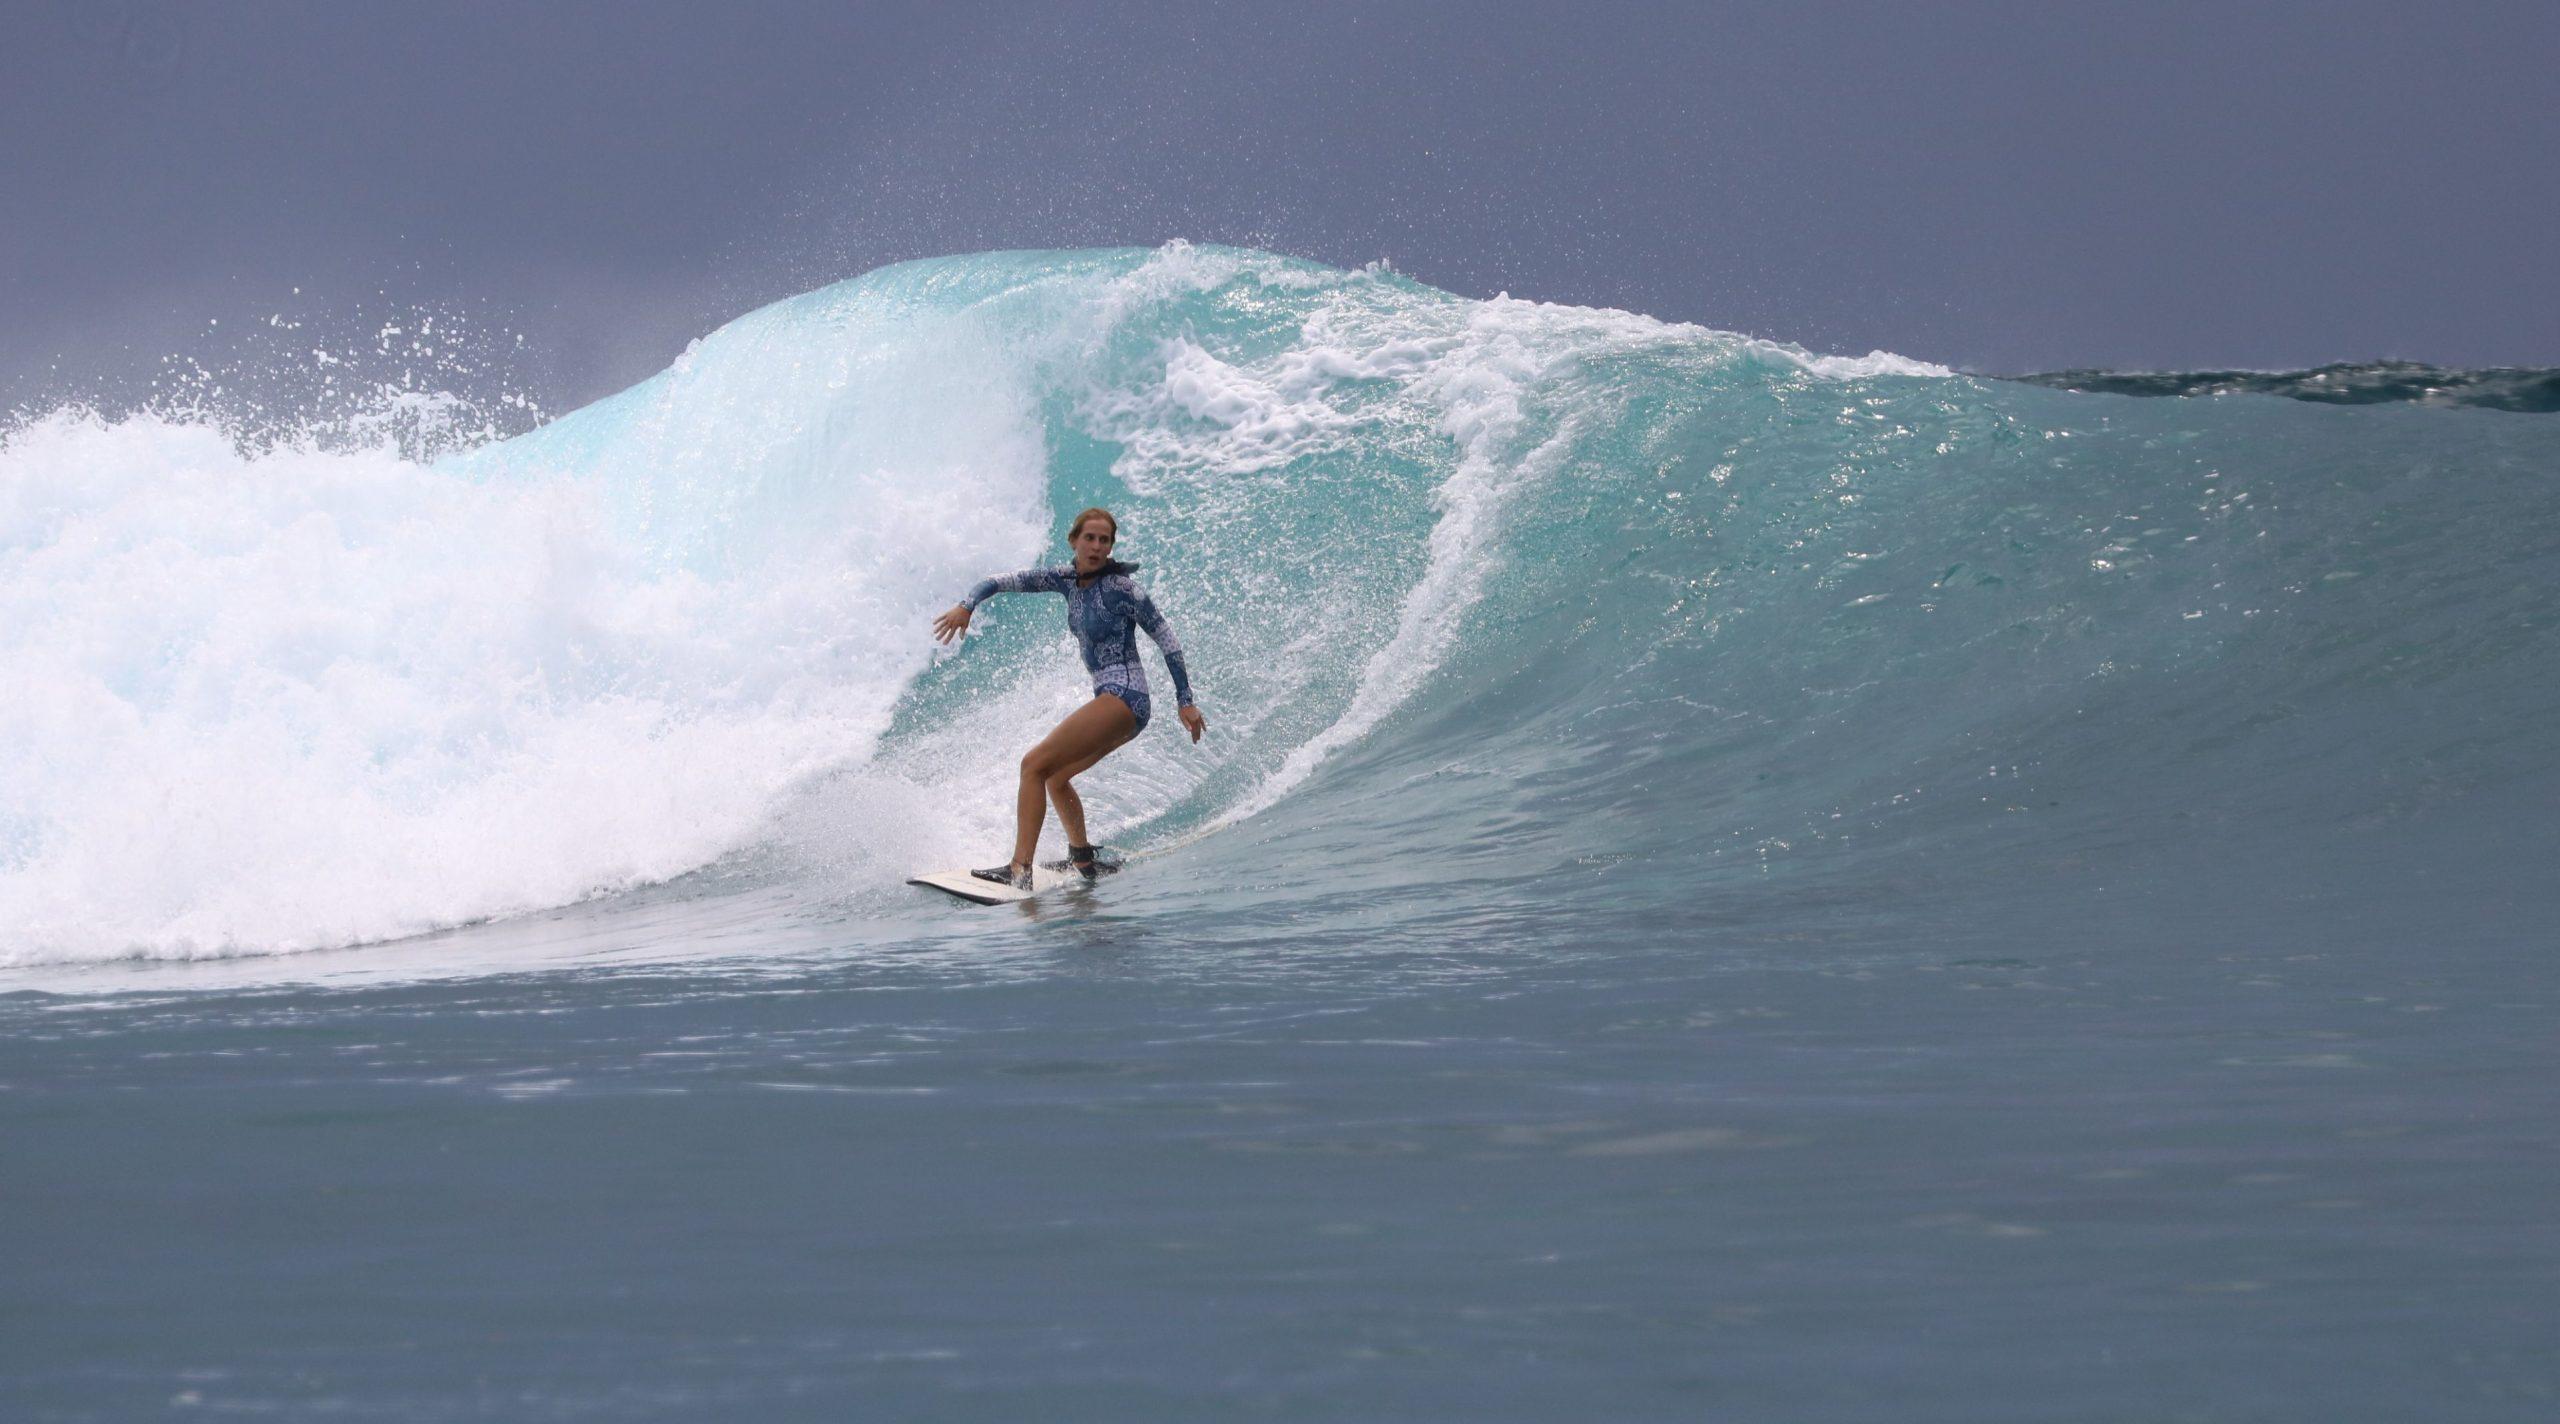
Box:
0 323 1046 963
1783 346 1953 380
1212 297 1632 825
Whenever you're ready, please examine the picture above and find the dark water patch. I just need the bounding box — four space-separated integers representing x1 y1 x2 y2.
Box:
2007 361 2560 413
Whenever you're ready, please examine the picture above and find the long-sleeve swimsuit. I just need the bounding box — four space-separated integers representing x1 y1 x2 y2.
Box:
961 565 1194 733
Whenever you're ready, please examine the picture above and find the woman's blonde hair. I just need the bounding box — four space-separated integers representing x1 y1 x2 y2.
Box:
1067 507 1118 543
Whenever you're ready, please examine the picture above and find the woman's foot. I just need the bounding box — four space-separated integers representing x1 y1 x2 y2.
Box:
970 862 1033 891
1065 844 1123 881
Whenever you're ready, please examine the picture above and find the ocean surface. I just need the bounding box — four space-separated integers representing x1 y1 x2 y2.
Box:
5 244 2556 1420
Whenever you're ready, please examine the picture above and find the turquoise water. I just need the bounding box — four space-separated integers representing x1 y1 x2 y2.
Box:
5 246 2556 1418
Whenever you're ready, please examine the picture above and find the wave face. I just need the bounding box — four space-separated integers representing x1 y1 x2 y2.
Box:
6 245 2556 965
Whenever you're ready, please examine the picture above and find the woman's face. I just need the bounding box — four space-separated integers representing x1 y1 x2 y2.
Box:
1072 519 1116 570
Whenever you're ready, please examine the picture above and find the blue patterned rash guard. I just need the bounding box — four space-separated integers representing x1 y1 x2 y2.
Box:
961 563 1196 712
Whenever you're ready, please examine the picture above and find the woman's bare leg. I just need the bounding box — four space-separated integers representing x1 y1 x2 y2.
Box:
1010 695 1140 869
1045 717 1137 850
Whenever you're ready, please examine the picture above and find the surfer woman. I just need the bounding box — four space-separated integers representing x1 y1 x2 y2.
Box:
931 507 1205 889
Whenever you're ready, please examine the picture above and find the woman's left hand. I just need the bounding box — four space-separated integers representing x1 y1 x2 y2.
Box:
1178 705 1207 743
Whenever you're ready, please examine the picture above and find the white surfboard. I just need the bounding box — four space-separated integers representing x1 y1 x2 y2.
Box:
907 864 1087 905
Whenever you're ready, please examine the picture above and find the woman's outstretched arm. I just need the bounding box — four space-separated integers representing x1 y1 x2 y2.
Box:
963 568 1070 610
932 568 1067 643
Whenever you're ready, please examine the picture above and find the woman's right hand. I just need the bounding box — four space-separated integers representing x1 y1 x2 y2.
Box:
931 604 973 644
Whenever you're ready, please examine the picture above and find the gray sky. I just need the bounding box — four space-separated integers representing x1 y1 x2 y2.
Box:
6 0 2556 414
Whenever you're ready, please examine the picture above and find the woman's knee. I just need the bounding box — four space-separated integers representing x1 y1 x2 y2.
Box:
1043 769 1078 797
